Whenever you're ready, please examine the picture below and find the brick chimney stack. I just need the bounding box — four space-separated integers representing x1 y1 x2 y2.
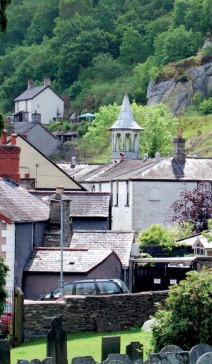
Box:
44 77 51 87
0 131 21 183
173 128 186 163
27 79 34 89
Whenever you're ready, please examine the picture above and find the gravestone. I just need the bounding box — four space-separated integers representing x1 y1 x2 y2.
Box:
47 316 68 364
126 342 143 362
102 337 121 362
190 344 212 364
0 339 10 364
104 354 132 364
148 351 189 364
71 357 96 364
96 316 121 333
196 352 212 364
17 360 55 364
160 345 183 353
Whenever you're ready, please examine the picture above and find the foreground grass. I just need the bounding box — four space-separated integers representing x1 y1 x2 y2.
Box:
11 328 152 364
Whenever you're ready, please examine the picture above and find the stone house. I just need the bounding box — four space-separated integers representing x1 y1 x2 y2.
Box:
12 77 64 124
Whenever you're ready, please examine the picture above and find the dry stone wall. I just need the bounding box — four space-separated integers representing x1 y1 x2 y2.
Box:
24 291 167 339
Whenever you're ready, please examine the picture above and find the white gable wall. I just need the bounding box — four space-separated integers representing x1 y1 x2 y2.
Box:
0 221 15 290
15 87 64 124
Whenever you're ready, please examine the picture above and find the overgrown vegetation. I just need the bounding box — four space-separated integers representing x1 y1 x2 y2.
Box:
0 0 211 115
151 268 212 351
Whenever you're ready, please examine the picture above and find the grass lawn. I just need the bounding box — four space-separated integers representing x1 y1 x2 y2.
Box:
11 328 152 363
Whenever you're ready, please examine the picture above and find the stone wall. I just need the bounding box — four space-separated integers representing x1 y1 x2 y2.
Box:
24 291 167 339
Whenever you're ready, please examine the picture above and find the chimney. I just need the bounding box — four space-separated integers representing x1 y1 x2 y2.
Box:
71 156 76 168
120 153 124 162
173 128 186 163
0 133 20 183
44 77 51 87
144 153 148 161
1 130 8 145
155 152 160 162
27 79 34 89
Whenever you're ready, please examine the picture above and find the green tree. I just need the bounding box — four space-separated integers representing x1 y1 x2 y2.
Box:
151 268 212 351
154 25 203 66
0 113 4 135
137 224 174 248
120 27 146 66
0 0 12 33
132 102 179 158
0 256 9 315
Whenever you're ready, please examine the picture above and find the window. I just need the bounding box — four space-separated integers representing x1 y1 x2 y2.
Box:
125 181 129 206
98 281 120 294
75 282 96 295
148 188 161 201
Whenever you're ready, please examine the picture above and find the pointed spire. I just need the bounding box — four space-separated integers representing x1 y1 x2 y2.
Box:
109 93 143 131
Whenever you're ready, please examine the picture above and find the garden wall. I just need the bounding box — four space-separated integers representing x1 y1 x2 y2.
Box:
24 290 167 339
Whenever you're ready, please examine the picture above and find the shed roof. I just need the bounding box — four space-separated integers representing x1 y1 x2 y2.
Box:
24 248 117 273
70 230 135 267
0 179 49 223
69 192 111 217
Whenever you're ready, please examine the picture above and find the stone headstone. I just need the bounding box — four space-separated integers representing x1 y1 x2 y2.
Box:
30 360 41 364
71 356 97 364
0 339 10 364
102 337 121 362
148 351 189 364
47 316 68 364
41 360 55 364
160 345 183 353
17 360 55 364
103 354 132 364
126 342 143 362
190 344 212 364
96 316 121 333
196 352 212 364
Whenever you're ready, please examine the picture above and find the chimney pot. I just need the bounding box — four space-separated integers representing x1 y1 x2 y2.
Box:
120 153 124 162
56 186 64 195
1 130 8 145
11 134 17 145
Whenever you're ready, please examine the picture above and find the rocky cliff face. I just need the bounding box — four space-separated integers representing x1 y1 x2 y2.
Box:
147 61 212 116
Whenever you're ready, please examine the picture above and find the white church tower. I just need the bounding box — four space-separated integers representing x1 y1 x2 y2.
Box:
109 93 144 161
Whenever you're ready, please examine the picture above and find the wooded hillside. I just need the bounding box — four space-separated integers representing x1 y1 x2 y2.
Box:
0 0 211 116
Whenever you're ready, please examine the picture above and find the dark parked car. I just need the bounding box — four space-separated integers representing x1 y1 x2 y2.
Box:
36 278 129 301
0 299 12 336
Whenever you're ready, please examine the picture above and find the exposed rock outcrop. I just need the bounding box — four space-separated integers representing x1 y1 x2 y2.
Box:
147 61 212 116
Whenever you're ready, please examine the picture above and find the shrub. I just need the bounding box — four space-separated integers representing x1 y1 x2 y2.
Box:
151 268 212 351
199 98 212 115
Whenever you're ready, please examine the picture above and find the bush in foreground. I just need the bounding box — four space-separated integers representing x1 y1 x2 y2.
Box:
151 268 212 351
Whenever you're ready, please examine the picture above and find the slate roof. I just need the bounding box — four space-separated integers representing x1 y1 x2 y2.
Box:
57 157 212 183
14 85 63 101
14 121 58 141
70 231 135 267
24 248 117 272
0 179 49 223
69 192 111 217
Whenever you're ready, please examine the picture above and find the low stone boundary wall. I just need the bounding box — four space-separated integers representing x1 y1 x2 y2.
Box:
24 291 167 339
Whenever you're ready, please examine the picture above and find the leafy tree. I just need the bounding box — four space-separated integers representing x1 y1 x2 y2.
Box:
151 268 212 351
137 224 174 248
154 25 203 66
170 184 212 232
0 113 4 135
120 27 146 66
0 256 9 315
132 102 179 158
0 0 12 33
199 98 212 115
